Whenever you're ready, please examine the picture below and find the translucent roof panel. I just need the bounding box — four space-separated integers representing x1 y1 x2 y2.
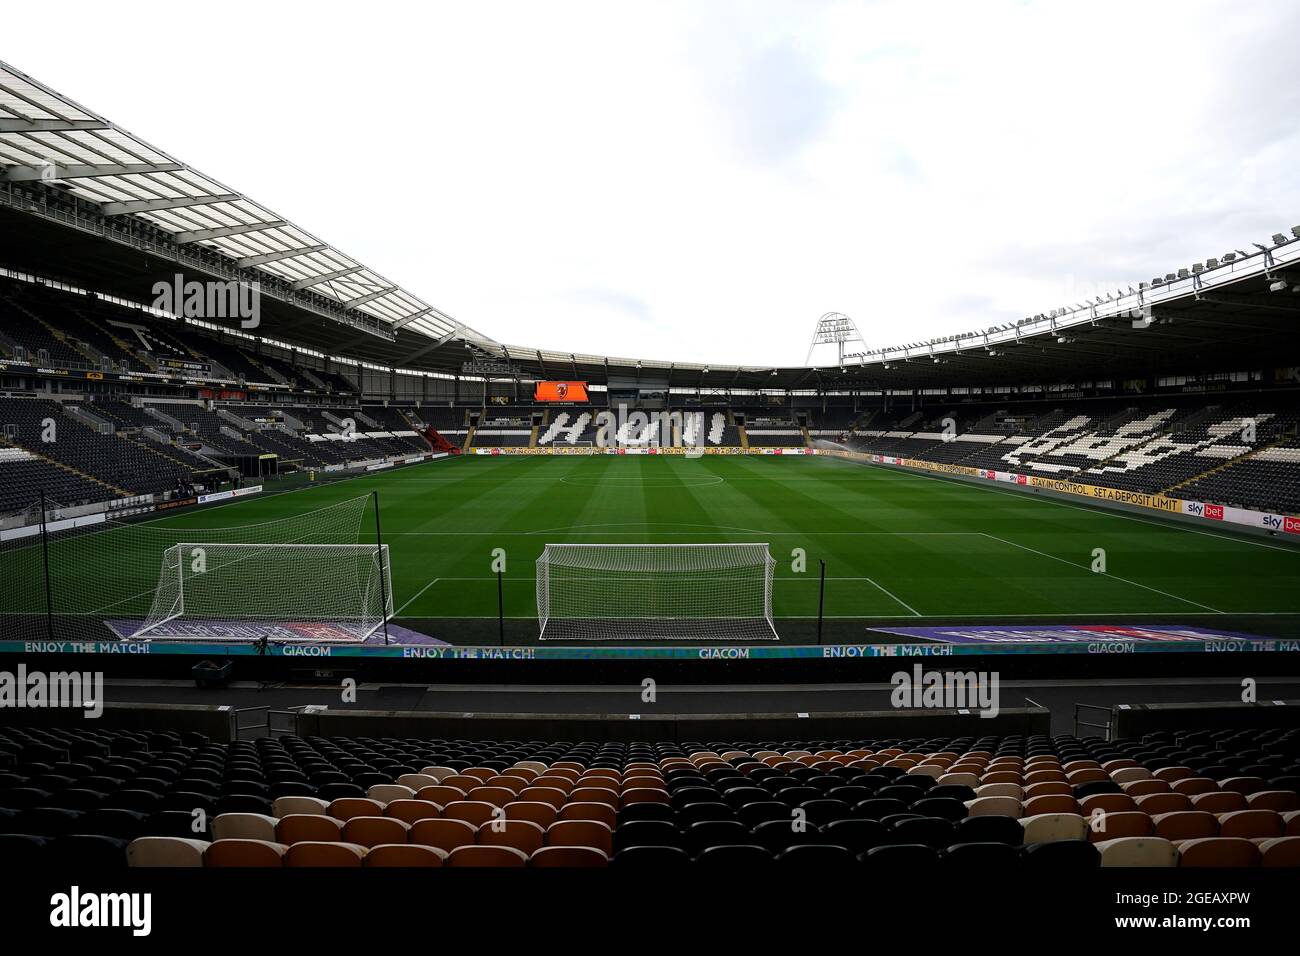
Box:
0 59 486 345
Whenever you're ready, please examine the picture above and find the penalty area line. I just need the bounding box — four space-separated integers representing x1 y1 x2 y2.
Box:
978 532 1223 614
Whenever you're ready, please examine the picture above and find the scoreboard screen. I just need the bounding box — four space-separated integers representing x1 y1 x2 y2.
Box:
534 381 589 402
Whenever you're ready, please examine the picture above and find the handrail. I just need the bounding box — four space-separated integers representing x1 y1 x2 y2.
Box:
233 705 270 740
1073 702 1113 740
268 710 299 738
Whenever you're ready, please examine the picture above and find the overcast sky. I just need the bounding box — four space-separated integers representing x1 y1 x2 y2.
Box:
10 0 1299 367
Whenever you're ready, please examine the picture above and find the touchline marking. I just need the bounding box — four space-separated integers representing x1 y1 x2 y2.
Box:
394 577 442 616
978 532 1223 614
861 460 1300 556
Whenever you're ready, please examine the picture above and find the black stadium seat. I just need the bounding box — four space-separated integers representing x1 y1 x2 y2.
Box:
0 724 1296 871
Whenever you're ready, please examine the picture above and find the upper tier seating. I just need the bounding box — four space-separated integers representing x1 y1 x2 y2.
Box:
0 278 358 397
746 417 807 447
0 287 93 368
312 368 360 394
474 412 533 447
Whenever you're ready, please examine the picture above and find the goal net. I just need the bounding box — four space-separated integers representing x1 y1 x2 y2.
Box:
134 543 392 642
0 493 387 643
536 543 777 641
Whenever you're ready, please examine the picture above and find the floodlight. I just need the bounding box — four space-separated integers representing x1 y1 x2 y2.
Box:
1273 234 1287 245
1269 279 1288 292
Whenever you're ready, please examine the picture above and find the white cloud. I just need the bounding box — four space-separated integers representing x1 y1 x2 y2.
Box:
9 0 1297 367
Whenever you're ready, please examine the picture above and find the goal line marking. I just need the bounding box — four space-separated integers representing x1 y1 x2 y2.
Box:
394 577 441 616
386 530 986 536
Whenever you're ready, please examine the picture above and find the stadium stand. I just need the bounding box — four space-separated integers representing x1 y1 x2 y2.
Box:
0 277 357 395
0 282 141 370
844 397 1300 510
744 414 808 447
0 285 96 369
141 401 264 458
0 397 203 496
536 411 597 446
0 447 112 512
312 367 361 394
3 389 1297 514
88 397 167 431
2 723 1296 868
472 410 535 448
1180 435 1300 515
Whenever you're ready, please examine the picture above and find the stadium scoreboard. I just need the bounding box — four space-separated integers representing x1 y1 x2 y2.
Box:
534 381 589 402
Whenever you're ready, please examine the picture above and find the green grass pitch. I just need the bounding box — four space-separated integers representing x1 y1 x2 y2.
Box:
29 452 1297 629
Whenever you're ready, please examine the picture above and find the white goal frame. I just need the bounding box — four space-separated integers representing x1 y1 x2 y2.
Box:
536 542 778 642
133 542 393 642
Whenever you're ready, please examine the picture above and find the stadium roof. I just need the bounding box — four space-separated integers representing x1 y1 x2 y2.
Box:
0 60 492 348
1 59 1297 392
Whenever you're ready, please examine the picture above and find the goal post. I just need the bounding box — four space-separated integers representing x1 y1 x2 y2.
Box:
536 542 778 641
133 542 393 642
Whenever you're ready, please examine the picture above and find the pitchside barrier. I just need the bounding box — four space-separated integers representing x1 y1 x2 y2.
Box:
7 631 1294 659
816 449 1300 538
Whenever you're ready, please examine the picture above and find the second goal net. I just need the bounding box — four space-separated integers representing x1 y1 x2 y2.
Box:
536 542 777 641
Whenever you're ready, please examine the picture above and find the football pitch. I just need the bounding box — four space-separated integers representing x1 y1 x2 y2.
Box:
23 452 1298 635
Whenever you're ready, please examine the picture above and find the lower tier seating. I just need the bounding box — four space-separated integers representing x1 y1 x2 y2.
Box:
2 725 1296 868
